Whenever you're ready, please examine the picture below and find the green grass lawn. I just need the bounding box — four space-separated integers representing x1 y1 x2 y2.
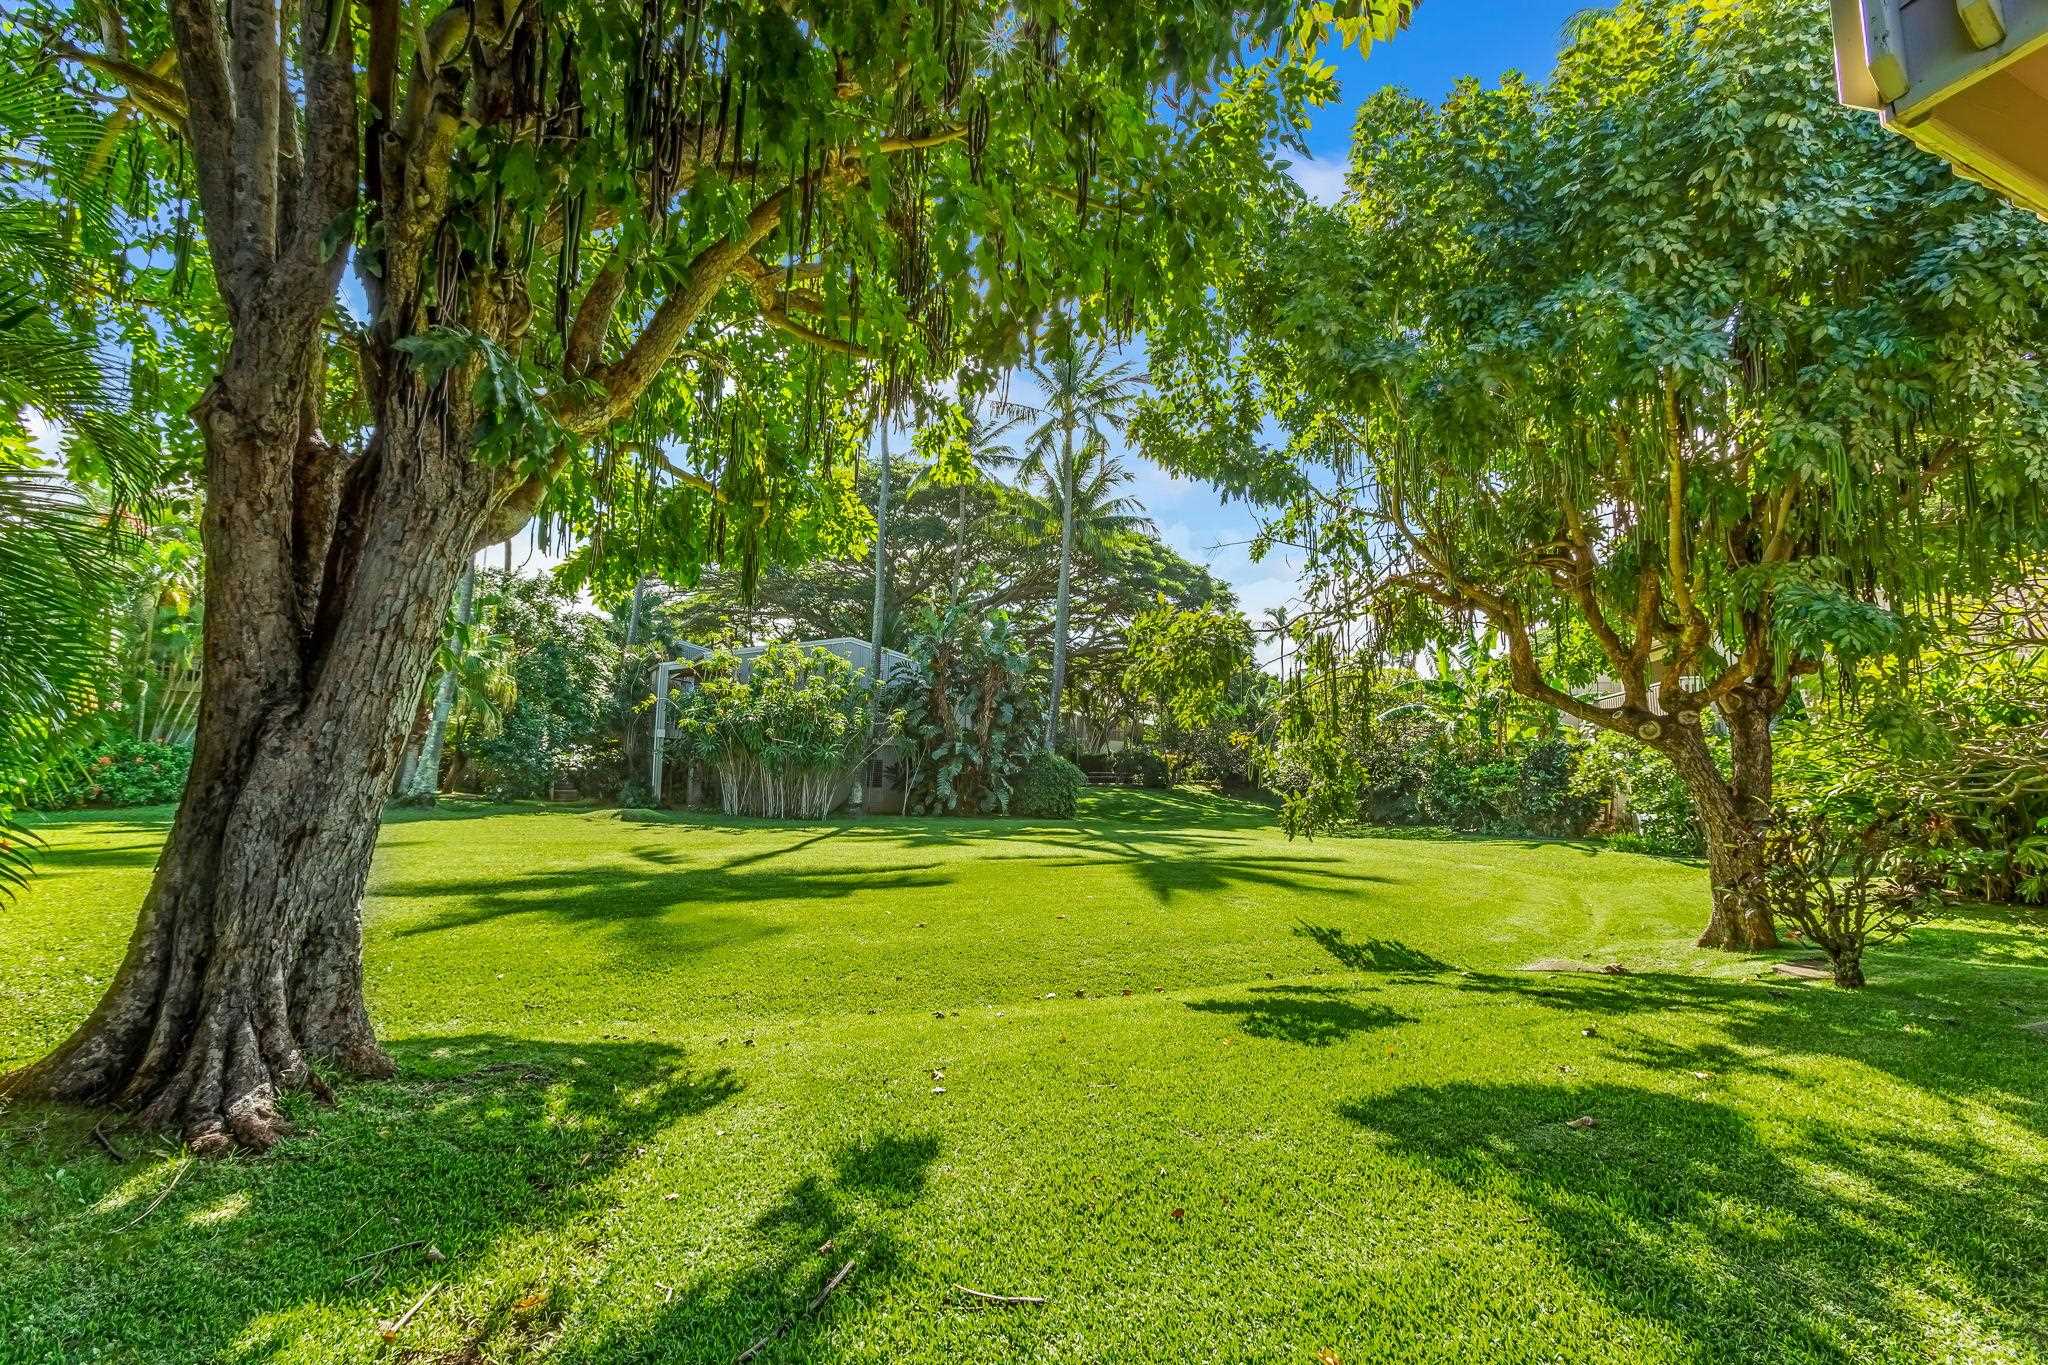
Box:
3 789 2045 1364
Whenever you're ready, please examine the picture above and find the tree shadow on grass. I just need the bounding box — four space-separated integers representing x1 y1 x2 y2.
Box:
1293 923 1453 976
1340 1080 2048 1362
19 838 166 877
0 1035 740 1365
1186 986 1415 1046
1445 966 2048 1137
380 848 951 961
561 1129 945 1364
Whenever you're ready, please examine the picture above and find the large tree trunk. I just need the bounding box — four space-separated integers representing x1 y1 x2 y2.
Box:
1662 720 1779 951
2 386 499 1152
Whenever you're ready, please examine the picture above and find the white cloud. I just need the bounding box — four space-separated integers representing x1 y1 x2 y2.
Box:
1285 153 1350 206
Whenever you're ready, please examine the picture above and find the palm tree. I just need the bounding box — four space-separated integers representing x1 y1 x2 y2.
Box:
1006 339 1146 749
1016 437 1154 743
0 69 158 895
911 405 1021 589
1261 605 1293 682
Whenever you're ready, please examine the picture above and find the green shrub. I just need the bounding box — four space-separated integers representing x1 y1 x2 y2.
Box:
1011 751 1085 818
672 645 875 819
1110 747 1169 789
33 737 191 808
890 603 1041 816
1570 730 1707 856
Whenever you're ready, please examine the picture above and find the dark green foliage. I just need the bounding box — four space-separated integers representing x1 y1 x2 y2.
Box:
453 574 617 800
890 602 1040 816
1571 731 1710 857
1110 747 1171 789
1778 648 2048 904
1411 737 1596 838
30 738 190 809
1010 751 1084 819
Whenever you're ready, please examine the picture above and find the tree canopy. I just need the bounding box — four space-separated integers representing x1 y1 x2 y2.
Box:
1138 0 2048 946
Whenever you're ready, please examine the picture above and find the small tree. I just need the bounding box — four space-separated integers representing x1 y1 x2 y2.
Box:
1758 810 1943 988
672 645 874 819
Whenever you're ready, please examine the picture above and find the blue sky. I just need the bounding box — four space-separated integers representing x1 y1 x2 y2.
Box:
1120 1 1592 648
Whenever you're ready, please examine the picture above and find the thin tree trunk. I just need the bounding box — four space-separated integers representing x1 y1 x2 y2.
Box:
400 563 474 804
871 418 891 691
1046 426 1075 751
956 484 969 591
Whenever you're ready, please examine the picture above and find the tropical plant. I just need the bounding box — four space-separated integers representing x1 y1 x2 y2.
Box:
670 644 876 819
0 59 157 896
891 601 1041 816
32 736 191 809
447 573 614 800
1006 337 1148 748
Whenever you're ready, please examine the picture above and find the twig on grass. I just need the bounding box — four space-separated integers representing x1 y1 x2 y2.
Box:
734 1258 860 1363
376 1281 440 1342
949 1284 1047 1308
119 1155 190 1230
807 1258 858 1314
90 1123 127 1163
353 1238 426 1262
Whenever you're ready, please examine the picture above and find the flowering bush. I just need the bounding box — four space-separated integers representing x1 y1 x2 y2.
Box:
33 737 192 808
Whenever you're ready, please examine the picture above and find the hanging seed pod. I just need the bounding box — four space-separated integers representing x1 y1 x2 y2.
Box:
170 204 193 297
730 72 749 173
966 92 990 182
123 131 149 217
712 61 733 166
1074 105 1093 226
943 0 967 105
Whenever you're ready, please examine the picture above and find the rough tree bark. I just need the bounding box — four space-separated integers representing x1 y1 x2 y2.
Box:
4 374 501 1150
1659 717 1778 951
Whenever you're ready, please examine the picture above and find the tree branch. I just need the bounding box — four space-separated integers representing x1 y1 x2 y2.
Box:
163 0 239 286
571 186 795 431
733 255 872 358
563 256 628 377
226 0 285 271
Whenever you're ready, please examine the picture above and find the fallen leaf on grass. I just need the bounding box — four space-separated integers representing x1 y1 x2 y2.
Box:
1317 1351 1342 1365
1565 1115 1598 1130
512 1291 546 1313
1169 1207 1185 1223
